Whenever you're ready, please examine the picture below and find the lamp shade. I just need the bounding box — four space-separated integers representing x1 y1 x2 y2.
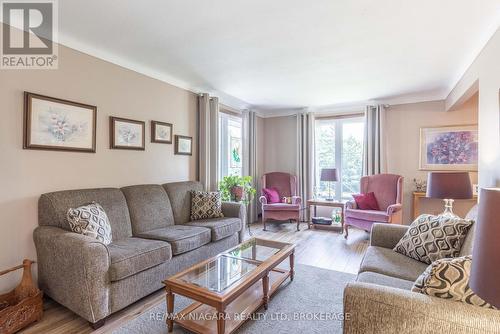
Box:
426 172 472 199
320 168 338 182
470 188 500 308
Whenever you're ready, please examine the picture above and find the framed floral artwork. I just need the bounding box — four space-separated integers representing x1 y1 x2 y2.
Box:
151 121 173 144
110 116 145 150
23 92 97 153
174 135 192 155
419 125 478 171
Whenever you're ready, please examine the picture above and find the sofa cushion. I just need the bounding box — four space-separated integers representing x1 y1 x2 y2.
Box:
190 191 224 220
66 202 112 244
394 214 474 264
345 209 390 222
359 246 428 281
121 184 175 234
187 218 242 241
137 225 211 255
262 203 300 211
412 256 494 309
108 237 172 281
357 271 414 291
39 188 132 240
163 181 204 224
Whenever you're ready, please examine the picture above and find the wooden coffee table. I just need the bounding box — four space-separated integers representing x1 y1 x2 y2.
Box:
163 238 295 334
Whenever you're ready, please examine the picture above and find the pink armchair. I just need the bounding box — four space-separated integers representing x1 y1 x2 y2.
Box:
344 173 403 238
259 172 302 231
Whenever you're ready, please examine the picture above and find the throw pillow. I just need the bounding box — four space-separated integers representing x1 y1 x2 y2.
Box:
66 202 112 244
352 192 380 210
394 214 473 264
412 256 495 309
190 191 224 220
262 187 280 203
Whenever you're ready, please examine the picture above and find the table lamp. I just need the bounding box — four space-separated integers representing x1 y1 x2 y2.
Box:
470 188 500 308
320 168 338 201
426 172 472 218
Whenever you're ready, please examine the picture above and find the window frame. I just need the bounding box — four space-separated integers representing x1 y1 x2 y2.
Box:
314 113 364 202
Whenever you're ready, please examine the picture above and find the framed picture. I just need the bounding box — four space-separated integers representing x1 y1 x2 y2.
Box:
230 136 242 168
419 125 478 171
151 121 173 144
23 92 97 153
175 135 192 155
110 116 145 150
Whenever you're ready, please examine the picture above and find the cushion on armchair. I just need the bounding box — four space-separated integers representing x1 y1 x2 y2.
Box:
262 187 280 203
352 192 380 210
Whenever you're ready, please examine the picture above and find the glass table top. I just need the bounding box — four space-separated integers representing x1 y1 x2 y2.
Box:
178 255 257 292
226 238 284 262
175 238 291 293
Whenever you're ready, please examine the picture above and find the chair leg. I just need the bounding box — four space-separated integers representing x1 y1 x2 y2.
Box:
262 216 267 231
296 219 300 231
344 225 349 239
90 319 106 330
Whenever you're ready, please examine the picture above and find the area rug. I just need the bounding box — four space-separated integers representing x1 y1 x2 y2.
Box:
112 264 355 334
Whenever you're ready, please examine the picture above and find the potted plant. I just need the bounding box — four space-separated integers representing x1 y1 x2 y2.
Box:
219 175 256 204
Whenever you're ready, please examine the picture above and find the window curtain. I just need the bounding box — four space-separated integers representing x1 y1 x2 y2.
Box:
296 112 315 221
363 105 387 175
242 110 258 225
198 93 219 191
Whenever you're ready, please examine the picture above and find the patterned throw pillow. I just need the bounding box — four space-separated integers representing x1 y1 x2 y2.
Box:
190 191 224 221
394 214 473 264
412 256 495 309
67 202 112 244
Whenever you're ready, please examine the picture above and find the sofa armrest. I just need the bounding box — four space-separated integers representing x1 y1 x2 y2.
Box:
345 200 357 210
33 226 110 323
370 223 409 248
344 282 500 334
222 201 247 242
291 196 301 205
259 195 268 205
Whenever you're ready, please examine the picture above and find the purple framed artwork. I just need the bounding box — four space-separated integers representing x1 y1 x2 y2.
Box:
419 125 478 171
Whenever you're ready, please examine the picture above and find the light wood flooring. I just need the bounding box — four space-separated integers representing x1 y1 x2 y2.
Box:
20 222 369 334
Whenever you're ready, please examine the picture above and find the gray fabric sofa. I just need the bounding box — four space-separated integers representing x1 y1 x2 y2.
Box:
344 207 500 333
33 181 246 327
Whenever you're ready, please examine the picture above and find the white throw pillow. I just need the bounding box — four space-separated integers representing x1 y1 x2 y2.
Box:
67 202 112 244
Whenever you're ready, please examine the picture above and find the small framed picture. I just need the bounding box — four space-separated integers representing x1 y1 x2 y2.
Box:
110 116 145 150
23 92 97 153
151 121 173 144
175 135 192 155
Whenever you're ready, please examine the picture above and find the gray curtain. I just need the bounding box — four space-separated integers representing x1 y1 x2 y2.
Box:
198 93 219 191
243 110 258 224
363 105 386 175
296 112 315 221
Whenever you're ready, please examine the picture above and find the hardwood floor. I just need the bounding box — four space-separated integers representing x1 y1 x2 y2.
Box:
20 222 369 334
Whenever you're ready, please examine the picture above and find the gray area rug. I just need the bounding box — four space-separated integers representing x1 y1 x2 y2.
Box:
112 264 355 334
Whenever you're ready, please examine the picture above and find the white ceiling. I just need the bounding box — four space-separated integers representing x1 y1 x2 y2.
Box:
55 1 500 111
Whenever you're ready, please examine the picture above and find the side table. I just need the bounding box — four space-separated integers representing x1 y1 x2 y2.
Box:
306 199 345 234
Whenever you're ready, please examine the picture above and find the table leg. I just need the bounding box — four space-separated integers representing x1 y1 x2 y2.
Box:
166 287 174 333
290 251 295 282
262 274 269 310
217 306 226 334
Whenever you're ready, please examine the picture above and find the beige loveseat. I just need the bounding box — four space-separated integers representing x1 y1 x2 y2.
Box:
33 181 246 328
344 207 500 333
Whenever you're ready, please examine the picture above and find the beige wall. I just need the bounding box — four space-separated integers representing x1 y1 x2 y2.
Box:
386 96 478 224
263 115 298 174
446 27 500 188
0 44 198 292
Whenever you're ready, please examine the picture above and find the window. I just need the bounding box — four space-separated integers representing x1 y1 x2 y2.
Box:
314 116 364 201
219 112 243 179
